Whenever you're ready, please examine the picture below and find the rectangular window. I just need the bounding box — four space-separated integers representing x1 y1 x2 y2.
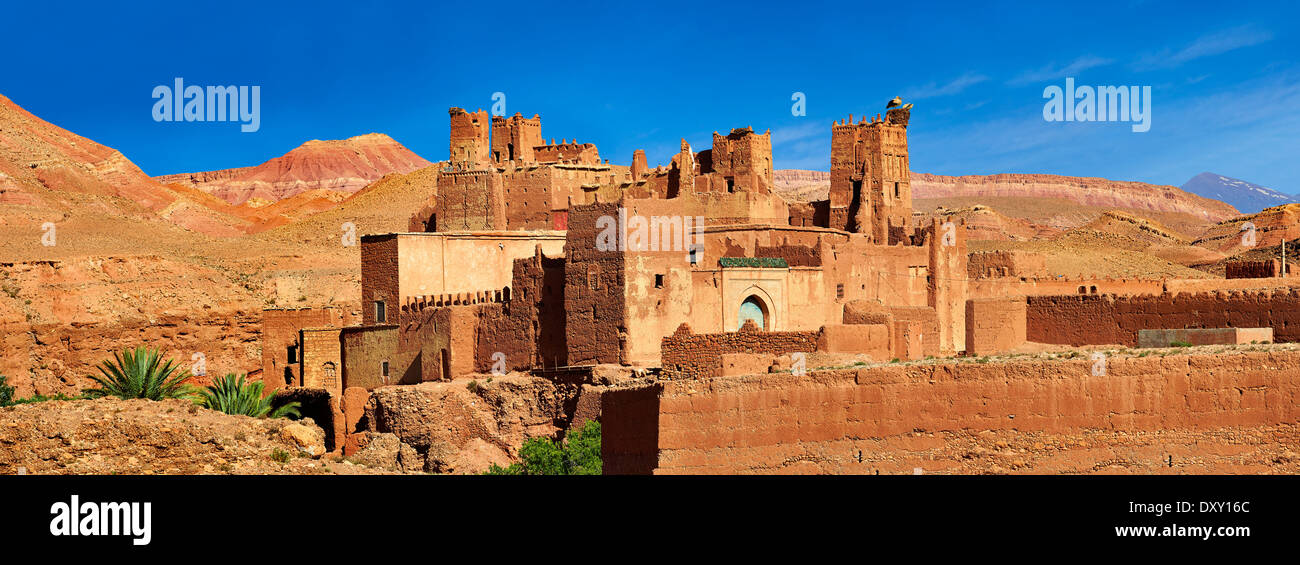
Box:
894 181 900 198
655 274 665 288
375 300 387 323
381 361 390 378
836 284 844 300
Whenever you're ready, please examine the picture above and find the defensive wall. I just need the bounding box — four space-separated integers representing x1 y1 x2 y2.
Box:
602 349 1300 474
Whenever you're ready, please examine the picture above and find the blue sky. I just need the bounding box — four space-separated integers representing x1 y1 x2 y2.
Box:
2 0 1297 191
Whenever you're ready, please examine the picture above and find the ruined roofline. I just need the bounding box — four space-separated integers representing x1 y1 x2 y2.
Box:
499 163 613 171
699 223 849 236
360 230 567 241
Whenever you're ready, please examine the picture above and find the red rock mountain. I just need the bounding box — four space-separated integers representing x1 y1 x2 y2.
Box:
0 93 251 236
155 133 433 205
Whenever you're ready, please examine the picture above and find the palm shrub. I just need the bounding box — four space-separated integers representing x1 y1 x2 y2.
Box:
83 346 198 400
199 373 300 418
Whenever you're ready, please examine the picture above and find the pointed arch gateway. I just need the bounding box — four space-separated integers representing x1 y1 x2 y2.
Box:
738 294 770 331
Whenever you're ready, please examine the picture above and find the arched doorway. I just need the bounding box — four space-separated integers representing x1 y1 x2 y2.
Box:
738 295 768 330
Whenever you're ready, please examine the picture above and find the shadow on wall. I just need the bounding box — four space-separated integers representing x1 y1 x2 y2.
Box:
273 388 336 452
600 385 662 475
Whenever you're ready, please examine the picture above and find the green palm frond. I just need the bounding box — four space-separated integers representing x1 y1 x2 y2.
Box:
83 346 197 400
199 373 299 419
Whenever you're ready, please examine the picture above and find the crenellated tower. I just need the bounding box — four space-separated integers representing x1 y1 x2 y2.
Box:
829 107 912 242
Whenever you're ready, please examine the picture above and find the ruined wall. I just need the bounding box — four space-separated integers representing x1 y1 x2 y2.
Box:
341 325 417 389
1225 260 1280 279
533 142 599 165
491 113 542 163
965 298 1027 355
603 350 1300 474
435 170 506 231
828 115 910 239
360 236 399 326
564 202 628 365
967 250 1047 279
1026 289 1300 346
299 327 342 396
926 218 968 354
660 322 820 380
261 308 347 391
448 107 490 169
708 127 773 193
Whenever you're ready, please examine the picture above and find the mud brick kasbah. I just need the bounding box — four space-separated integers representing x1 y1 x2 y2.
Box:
264 102 1300 474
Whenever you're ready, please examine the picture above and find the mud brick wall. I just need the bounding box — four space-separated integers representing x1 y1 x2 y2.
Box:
341 325 418 389
965 298 1027 355
565 202 628 365
887 306 940 356
360 235 399 326
660 322 820 380
299 328 343 395
1225 260 1279 279
601 350 1300 474
967 251 1047 279
1026 289 1300 346
261 307 346 391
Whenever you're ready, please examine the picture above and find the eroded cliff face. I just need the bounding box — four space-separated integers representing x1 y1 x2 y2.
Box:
348 374 618 474
0 257 266 397
154 133 432 205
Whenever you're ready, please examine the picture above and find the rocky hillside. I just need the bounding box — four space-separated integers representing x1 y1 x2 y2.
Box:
355 374 607 474
155 133 432 205
0 397 398 475
1193 203 1300 254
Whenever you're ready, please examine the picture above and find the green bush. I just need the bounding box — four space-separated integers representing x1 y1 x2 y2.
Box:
485 420 602 475
1170 340 1193 348
83 346 198 400
198 373 300 418
0 375 12 407
0 375 76 406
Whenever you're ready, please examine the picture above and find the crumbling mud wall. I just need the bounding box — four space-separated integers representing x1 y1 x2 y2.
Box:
1026 289 1300 346
660 321 820 380
602 350 1300 474
965 297 1027 355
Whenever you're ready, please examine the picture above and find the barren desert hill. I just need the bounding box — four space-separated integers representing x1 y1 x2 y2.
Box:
773 169 1240 238
915 204 1059 241
1192 203 1300 255
154 133 432 206
0 93 254 238
251 164 441 249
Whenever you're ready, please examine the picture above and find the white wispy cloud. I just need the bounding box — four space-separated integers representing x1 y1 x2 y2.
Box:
1134 25 1274 71
771 121 829 170
1008 55 1114 85
904 72 989 100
